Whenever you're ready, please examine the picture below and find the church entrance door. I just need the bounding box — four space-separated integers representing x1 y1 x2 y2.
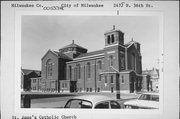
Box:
130 77 134 93
70 81 77 92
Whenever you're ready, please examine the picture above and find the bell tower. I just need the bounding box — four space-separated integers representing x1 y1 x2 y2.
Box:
104 25 124 46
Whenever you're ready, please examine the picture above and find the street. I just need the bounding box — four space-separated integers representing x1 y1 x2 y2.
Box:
28 92 140 108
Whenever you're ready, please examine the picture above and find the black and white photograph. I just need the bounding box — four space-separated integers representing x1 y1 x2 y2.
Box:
1 1 179 119
20 15 162 109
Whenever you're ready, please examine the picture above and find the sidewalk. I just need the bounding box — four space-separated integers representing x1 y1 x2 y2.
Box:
29 92 140 108
79 92 140 100
22 91 140 100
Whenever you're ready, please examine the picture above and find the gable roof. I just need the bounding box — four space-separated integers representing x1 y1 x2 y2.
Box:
22 69 33 75
124 40 140 48
22 69 41 76
41 50 72 60
124 40 141 56
54 51 72 60
75 49 104 59
41 49 59 60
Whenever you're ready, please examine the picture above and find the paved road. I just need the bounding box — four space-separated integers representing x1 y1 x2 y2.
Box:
30 92 140 108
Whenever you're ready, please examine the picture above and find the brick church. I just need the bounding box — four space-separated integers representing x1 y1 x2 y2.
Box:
41 27 143 93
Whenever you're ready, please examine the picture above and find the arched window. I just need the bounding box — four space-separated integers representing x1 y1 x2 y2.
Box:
46 59 53 77
109 55 113 66
111 34 114 43
107 35 111 44
121 76 124 84
97 60 102 70
87 62 91 78
111 75 114 83
131 53 136 70
74 67 77 81
68 66 72 80
77 64 81 79
105 76 107 83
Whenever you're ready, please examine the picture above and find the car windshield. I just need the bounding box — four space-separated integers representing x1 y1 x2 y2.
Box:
64 99 93 108
138 94 159 102
95 101 109 109
110 101 121 109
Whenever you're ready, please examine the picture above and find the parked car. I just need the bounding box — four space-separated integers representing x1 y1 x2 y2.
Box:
64 95 121 109
124 93 159 109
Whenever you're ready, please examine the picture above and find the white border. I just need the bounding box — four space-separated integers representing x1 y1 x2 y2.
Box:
14 10 164 115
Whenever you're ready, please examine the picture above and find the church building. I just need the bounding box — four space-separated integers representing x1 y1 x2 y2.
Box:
41 27 143 93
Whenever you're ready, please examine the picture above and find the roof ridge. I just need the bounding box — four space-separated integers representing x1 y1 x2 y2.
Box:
76 49 104 58
58 52 73 60
86 49 104 53
22 69 41 72
60 42 87 50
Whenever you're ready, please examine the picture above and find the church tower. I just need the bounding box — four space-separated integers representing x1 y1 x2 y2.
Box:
104 25 124 46
103 26 126 72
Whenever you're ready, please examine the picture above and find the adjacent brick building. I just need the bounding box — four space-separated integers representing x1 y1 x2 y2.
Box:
21 69 41 91
41 27 143 93
31 77 42 92
142 68 159 92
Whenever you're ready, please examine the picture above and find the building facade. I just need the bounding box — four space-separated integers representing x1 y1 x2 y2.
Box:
41 27 143 93
31 77 42 92
21 69 41 91
142 68 159 92
150 68 159 91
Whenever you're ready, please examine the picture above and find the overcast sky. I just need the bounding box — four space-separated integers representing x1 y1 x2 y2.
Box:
21 16 160 71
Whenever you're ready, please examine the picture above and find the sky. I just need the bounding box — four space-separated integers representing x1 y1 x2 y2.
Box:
21 15 160 71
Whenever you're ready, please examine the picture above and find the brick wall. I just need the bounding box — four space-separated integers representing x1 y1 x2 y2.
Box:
41 51 59 91
127 45 142 74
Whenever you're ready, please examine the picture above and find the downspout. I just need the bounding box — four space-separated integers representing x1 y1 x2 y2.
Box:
125 47 128 70
94 59 97 92
84 64 86 92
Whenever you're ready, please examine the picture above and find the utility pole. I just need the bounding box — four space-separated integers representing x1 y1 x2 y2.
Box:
110 66 120 99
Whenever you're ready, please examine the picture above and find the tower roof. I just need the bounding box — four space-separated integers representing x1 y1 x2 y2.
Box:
104 25 124 35
60 40 87 51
